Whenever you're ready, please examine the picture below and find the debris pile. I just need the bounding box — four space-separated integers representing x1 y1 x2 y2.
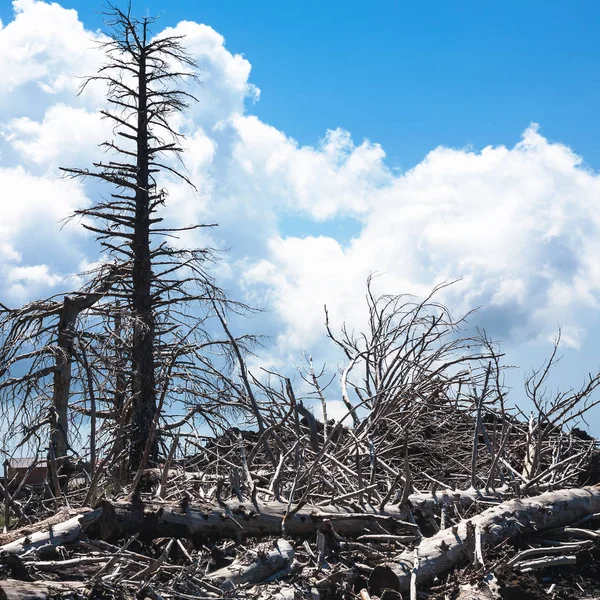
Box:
3 286 600 599
1 411 600 600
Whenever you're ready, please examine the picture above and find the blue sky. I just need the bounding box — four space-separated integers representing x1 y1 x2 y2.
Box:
3 0 596 172
2 0 600 430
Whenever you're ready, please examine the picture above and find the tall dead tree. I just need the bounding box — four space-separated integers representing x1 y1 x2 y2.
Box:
0 0 257 485
60 5 252 473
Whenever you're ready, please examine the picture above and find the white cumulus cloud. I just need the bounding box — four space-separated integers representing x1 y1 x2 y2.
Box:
0 0 104 114
2 0 600 382
243 126 600 352
0 166 89 303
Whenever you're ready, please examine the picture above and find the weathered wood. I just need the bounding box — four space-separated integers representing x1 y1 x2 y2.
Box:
206 539 294 590
50 266 125 475
507 542 590 567
99 499 407 540
391 485 600 591
0 509 102 555
98 488 509 542
0 508 92 547
518 554 577 572
22 556 108 571
454 584 495 600
0 579 84 600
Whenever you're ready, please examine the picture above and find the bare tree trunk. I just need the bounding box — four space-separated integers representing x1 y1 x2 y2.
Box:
50 276 124 484
58 6 246 481
129 22 157 473
50 297 78 476
97 489 510 541
97 499 413 540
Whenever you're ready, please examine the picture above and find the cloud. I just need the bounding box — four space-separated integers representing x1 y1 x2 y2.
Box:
5 103 109 169
2 0 600 377
0 166 89 303
244 125 600 352
156 20 259 127
230 117 391 220
0 0 104 116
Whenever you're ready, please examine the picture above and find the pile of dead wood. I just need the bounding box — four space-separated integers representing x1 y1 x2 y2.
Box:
1 417 600 600
3 290 600 599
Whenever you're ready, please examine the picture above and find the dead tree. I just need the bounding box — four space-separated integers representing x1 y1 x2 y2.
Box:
0 6 257 499
60 5 254 474
0 263 125 484
520 330 600 482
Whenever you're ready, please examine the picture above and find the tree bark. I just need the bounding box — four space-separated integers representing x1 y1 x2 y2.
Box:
129 20 157 473
391 485 600 591
205 539 294 590
0 510 102 555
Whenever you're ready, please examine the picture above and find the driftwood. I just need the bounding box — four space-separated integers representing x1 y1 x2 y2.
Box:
205 539 295 589
0 579 84 600
0 508 90 547
0 509 102 555
391 485 600 591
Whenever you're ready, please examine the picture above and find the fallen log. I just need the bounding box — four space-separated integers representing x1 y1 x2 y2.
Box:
0 488 509 554
0 579 84 600
0 508 93 547
206 539 294 590
391 485 600 591
0 509 102 555
99 499 409 540
98 488 509 542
